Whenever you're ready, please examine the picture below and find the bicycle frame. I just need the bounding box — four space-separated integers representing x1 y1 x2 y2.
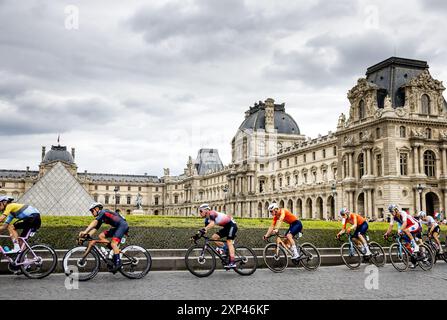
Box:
0 230 39 267
193 236 230 263
78 236 135 268
267 233 300 257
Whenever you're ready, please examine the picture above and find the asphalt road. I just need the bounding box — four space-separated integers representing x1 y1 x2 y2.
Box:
1 264 446 300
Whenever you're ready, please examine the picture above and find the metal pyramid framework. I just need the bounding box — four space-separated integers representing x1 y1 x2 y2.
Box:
19 162 93 216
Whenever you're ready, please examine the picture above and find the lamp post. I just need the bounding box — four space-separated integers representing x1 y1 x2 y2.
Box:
417 184 424 212
331 182 337 220
114 186 119 212
222 184 229 213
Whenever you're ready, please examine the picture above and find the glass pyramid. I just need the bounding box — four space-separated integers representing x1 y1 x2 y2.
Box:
19 162 93 216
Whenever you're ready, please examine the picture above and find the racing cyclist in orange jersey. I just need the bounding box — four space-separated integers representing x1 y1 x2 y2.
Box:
336 208 372 256
263 203 303 260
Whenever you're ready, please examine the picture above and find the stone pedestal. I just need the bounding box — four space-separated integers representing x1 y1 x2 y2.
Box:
132 209 145 215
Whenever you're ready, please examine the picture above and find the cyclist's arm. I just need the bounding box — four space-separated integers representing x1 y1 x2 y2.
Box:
0 213 6 223
264 225 274 238
82 220 99 235
274 210 286 231
384 222 394 236
204 220 215 233
351 215 358 230
337 218 347 237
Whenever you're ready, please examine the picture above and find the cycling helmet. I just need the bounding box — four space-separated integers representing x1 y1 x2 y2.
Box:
0 195 9 203
388 204 398 213
339 208 350 216
268 203 279 212
198 203 211 212
88 202 103 212
418 211 427 218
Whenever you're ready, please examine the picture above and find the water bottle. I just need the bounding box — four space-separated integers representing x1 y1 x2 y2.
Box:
3 246 10 253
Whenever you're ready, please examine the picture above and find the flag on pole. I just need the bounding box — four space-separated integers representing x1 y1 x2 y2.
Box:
57 134 60 145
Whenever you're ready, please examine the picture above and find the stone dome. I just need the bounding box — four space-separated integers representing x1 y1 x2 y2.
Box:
42 145 74 164
239 101 300 135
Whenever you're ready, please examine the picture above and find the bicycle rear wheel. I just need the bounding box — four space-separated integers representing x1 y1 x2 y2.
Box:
389 243 409 272
263 243 288 273
19 244 58 279
62 246 100 281
233 245 257 276
369 242 386 267
424 241 437 264
119 245 152 279
299 243 321 271
417 244 434 271
185 245 216 277
340 243 361 269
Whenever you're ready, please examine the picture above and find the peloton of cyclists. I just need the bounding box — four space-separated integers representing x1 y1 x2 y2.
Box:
263 203 303 260
336 208 372 256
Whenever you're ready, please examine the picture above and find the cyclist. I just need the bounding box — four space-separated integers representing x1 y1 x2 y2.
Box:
336 208 372 256
263 203 302 260
384 204 421 253
196 203 237 269
0 196 41 254
419 211 443 254
79 202 129 273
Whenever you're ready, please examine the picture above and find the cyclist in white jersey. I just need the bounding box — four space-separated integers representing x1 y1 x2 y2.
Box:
419 211 443 254
384 204 421 253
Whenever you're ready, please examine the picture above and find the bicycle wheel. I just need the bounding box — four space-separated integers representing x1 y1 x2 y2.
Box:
185 245 216 277
424 241 437 264
388 243 409 272
119 245 152 279
18 244 58 279
233 245 257 276
369 242 386 267
417 244 434 271
62 246 100 281
299 243 321 271
263 243 288 273
340 243 361 269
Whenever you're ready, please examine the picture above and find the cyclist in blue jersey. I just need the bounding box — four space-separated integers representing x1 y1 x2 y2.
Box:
79 202 129 273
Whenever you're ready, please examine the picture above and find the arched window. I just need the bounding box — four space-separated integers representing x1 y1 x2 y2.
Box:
424 150 436 177
421 94 431 115
399 126 406 138
358 153 365 178
359 100 365 120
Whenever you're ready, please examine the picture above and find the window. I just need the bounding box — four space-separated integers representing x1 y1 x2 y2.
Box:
295 156 298 165
358 153 365 178
279 178 283 188
105 195 109 204
322 169 327 181
323 149 326 158
421 94 431 115
138 186 142 192
359 100 365 120
106 186 109 191
128 186 131 191
259 141 265 156
295 175 298 185
94 185 98 191
286 159 290 167
376 127 381 139
399 153 407 176
343 159 348 178
279 161 282 169
287 176 290 186
116 195 120 205
303 154 306 163
333 168 337 179
116 186 120 191
174 195 179 204
424 150 436 177
94 195 98 202
260 164 264 171
426 128 432 139
376 154 382 176
175 184 178 190
304 173 308 184
312 172 317 183
333 146 337 156
127 196 131 205
312 152 316 161
399 126 406 138
155 187 159 192
259 180 265 193
272 179 276 190
154 196 159 205
359 132 363 140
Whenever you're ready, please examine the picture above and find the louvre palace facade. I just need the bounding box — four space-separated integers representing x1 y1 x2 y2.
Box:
1 57 447 219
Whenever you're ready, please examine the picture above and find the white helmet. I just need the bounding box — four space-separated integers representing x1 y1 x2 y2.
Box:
268 203 279 212
198 203 211 212
418 211 427 218
0 195 9 203
88 202 103 212
339 208 350 216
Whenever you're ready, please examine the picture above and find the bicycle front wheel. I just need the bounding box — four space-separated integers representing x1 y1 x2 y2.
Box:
233 245 257 276
417 244 434 271
119 245 152 279
62 246 100 281
299 243 321 271
19 244 58 279
185 245 216 278
263 243 288 273
340 243 361 269
369 242 386 267
389 243 409 272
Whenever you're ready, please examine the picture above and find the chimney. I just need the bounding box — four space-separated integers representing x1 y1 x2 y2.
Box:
71 148 75 161
26 166 29 171
41 146 46 161
265 98 275 133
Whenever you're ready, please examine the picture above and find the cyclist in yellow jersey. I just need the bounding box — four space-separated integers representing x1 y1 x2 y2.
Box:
0 196 41 254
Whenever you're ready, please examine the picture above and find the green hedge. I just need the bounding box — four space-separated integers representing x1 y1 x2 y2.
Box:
0 226 418 249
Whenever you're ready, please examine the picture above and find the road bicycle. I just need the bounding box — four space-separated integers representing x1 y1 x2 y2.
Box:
386 233 434 272
263 232 321 273
422 232 447 264
185 233 257 277
338 233 386 269
0 229 57 279
62 234 152 281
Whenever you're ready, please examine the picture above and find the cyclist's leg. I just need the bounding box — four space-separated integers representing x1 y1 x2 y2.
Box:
287 221 302 258
226 222 238 265
8 222 22 252
433 227 442 252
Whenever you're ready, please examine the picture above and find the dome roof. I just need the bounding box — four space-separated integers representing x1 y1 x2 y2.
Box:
42 145 74 164
239 101 300 135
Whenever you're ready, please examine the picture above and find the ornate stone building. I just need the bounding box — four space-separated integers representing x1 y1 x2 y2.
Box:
1 57 447 219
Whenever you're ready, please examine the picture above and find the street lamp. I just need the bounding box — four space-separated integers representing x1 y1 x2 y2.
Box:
331 182 337 220
114 186 119 212
417 183 424 212
222 184 229 213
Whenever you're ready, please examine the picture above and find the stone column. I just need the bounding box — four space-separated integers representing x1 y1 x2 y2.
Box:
350 153 355 178
412 146 418 174
418 146 422 174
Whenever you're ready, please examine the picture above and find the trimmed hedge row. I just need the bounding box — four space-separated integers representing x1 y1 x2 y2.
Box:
0 226 402 249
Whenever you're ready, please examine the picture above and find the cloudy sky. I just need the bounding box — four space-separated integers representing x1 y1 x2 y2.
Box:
1 0 447 177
